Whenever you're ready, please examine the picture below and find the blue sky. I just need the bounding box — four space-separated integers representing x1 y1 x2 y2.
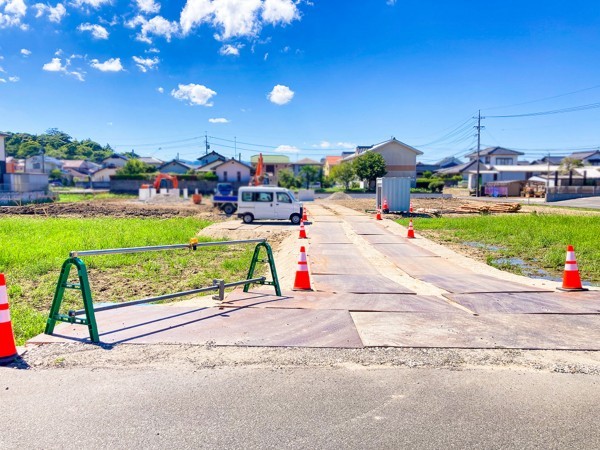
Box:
2 0 600 163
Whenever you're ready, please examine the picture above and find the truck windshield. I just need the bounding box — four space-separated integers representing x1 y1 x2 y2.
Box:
287 191 296 202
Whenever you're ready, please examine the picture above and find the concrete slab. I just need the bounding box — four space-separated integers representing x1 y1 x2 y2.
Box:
350 223 393 235
313 274 414 294
373 243 439 258
31 305 364 348
351 311 600 349
445 291 600 314
223 290 454 312
361 235 410 244
419 273 552 294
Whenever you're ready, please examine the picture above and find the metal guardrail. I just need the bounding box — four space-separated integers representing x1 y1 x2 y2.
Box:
45 238 281 343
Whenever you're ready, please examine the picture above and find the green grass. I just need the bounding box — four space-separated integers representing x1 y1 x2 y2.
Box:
0 216 266 344
397 214 600 285
56 192 137 203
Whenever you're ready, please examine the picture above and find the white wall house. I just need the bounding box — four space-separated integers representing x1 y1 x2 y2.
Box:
157 160 193 174
25 155 63 174
91 167 117 183
213 159 252 183
343 138 422 186
102 154 128 168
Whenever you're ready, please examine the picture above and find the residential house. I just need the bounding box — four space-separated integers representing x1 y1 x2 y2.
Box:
195 159 226 174
60 159 101 174
139 156 164 169
568 150 600 166
24 155 63 174
197 151 227 168
102 154 128 168
250 154 290 186
323 156 342 177
213 158 252 184
157 160 194 175
342 138 423 186
5 156 25 173
530 156 565 165
416 156 462 177
90 167 117 187
466 147 524 166
289 158 323 177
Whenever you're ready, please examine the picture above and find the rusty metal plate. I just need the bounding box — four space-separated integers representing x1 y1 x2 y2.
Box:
391 258 458 277
309 246 379 275
350 222 393 235
224 290 455 312
351 311 600 349
343 215 378 223
309 244 360 255
313 274 414 294
373 243 438 258
31 305 364 348
361 235 410 244
445 292 600 314
419 273 552 294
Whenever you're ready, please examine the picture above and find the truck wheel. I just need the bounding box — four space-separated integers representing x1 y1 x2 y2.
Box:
223 203 236 215
242 213 254 224
290 213 301 225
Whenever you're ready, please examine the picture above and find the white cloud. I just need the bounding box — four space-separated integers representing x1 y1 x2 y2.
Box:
42 57 85 80
336 142 356 149
267 84 294 105
71 0 111 9
136 0 160 14
0 78 5 83
133 15 179 43
219 43 242 56
179 0 300 40
90 57 123 72
0 0 27 29
78 23 109 39
8 76 19 82
386 0 396 5
0 66 5 73
20 48 31 56
263 52 268 61
261 0 298 25
34 3 66 23
133 55 159 72
317 141 331 149
208 117 229 123
274 144 300 153
146 47 160 53
157 86 164 93
42 57 66 72
171 83 216 106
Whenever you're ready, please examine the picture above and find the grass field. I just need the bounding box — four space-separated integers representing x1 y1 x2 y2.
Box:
56 192 137 202
0 216 264 344
397 213 600 285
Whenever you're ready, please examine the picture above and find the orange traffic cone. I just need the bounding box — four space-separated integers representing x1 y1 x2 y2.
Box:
558 245 588 292
376 209 382 220
0 274 18 365
299 221 308 239
407 219 415 239
382 198 389 214
293 246 312 291
302 209 308 222
409 202 414 213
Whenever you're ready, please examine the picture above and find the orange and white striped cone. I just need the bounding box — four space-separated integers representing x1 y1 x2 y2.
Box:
382 198 389 214
409 202 414 214
299 221 308 239
302 209 308 222
558 245 588 292
376 209 382 220
0 274 18 365
293 246 312 291
407 219 415 239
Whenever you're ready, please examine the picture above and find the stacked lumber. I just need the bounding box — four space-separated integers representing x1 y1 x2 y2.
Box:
454 203 521 213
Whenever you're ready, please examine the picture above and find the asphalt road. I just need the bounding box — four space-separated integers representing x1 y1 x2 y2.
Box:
2 365 599 449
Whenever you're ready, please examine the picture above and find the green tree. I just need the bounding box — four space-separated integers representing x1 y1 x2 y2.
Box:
17 140 43 158
278 168 300 189
353 152 387 190
330 162 355 190
116 159 154 175
299 165 320 188
559 157 584 174
422 170 433 179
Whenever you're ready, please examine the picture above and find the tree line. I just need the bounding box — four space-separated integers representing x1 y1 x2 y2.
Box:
4 128 115 163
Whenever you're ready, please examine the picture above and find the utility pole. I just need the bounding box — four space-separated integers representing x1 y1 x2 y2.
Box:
205 132 210 155
234 136 237 161
475 110 483 197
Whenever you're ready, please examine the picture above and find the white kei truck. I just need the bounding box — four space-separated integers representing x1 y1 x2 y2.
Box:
236 186 303 224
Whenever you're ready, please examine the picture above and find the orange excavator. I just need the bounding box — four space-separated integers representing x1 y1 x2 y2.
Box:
153 173 178 190
250 153 265 186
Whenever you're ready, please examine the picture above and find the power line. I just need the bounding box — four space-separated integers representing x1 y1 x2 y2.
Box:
483 83 600 111
486 101 600 118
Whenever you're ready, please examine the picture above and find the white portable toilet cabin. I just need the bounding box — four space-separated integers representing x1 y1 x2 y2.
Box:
376 177 411 212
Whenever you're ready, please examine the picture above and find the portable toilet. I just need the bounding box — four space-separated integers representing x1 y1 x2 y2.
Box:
376 177 411 212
